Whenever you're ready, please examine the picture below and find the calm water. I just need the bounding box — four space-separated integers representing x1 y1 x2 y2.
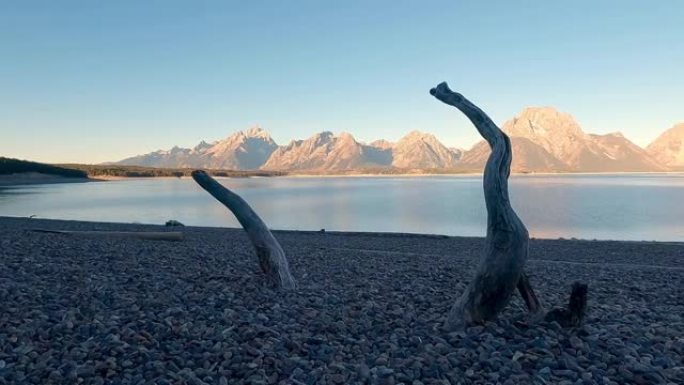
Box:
1 174 682 241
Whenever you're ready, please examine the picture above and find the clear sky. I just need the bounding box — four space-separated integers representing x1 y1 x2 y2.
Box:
1 1 682 163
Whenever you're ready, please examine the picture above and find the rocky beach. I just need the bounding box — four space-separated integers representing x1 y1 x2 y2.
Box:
0 217 683 384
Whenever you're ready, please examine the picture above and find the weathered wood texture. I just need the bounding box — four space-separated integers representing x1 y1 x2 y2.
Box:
31 229 184 241
517 272 542 315
191 170 297 290
545 282 588 327
430 82 530 329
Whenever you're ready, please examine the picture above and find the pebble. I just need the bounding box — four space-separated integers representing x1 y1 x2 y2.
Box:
569 336 584 350
512 351 524 361
357 364 371 380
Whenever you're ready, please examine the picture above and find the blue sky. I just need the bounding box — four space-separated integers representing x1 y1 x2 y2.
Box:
1 1 682 163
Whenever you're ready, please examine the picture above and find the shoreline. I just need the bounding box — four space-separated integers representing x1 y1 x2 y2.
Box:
1 216 682 384
2 215 682 245
279 170 684 178
1 170 683 186
0 172 96 187
82 170 684 179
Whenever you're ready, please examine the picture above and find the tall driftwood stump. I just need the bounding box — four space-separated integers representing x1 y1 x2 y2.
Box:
192 170 297 290
431 82 531 329
431 82 586 329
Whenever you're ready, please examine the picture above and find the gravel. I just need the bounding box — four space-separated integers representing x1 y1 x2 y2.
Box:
1 216 683 385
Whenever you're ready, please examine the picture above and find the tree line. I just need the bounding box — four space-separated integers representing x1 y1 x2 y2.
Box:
0 157 88 178
60 164 287 178
0 157 287 179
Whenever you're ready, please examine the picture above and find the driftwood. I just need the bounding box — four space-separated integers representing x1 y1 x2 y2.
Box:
517 273 588 328
431 82 530 329
191 170 297 290
31 229 184 241
545 282 588 327
430 82 589 329
517 272 542 315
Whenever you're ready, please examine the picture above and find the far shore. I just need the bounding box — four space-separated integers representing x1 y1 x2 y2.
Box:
85 170 684 180
0 172 97 187
2 170 683 187
276 170 684 178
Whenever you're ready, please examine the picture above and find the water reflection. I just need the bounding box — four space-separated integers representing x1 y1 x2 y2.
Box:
0 174 682 241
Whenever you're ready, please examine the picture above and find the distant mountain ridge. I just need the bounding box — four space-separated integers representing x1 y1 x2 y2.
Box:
460 107 665 172
116 127 278 170
391 131 462 169
261 131 385 170
114 108 680 173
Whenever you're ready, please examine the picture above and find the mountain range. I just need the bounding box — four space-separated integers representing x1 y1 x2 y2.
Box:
114 107 684 173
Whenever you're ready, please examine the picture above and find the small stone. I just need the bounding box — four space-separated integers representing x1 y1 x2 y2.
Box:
512 351 524 361
409 336 422 346
377 367 395 385
553 369 577 379
652 356 671 368
618 366 634 381
532 337 549 349
48 370 62 381
76 365 95 377
639 372 665 384
434 342 448 354
357 364 370 380
549 322 563 331
306 337 325 345
569 336 583 350
377 367 394 378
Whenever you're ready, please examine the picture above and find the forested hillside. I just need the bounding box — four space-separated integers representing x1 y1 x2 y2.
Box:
0 157 88 178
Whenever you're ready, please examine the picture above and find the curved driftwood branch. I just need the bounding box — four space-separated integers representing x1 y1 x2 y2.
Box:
191 170 297 290
545 282 588 327
517 272 542 315
431 82 530 329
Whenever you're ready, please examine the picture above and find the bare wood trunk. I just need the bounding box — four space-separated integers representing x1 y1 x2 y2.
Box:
191 170 297 290
430 82 529 329
545 282 588 327
517 273 542 315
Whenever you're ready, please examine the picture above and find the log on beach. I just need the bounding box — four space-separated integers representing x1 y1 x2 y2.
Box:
31 228 184 241
191 170 297 290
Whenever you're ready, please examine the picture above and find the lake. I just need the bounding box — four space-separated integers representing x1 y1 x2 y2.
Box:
1 174 682 241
